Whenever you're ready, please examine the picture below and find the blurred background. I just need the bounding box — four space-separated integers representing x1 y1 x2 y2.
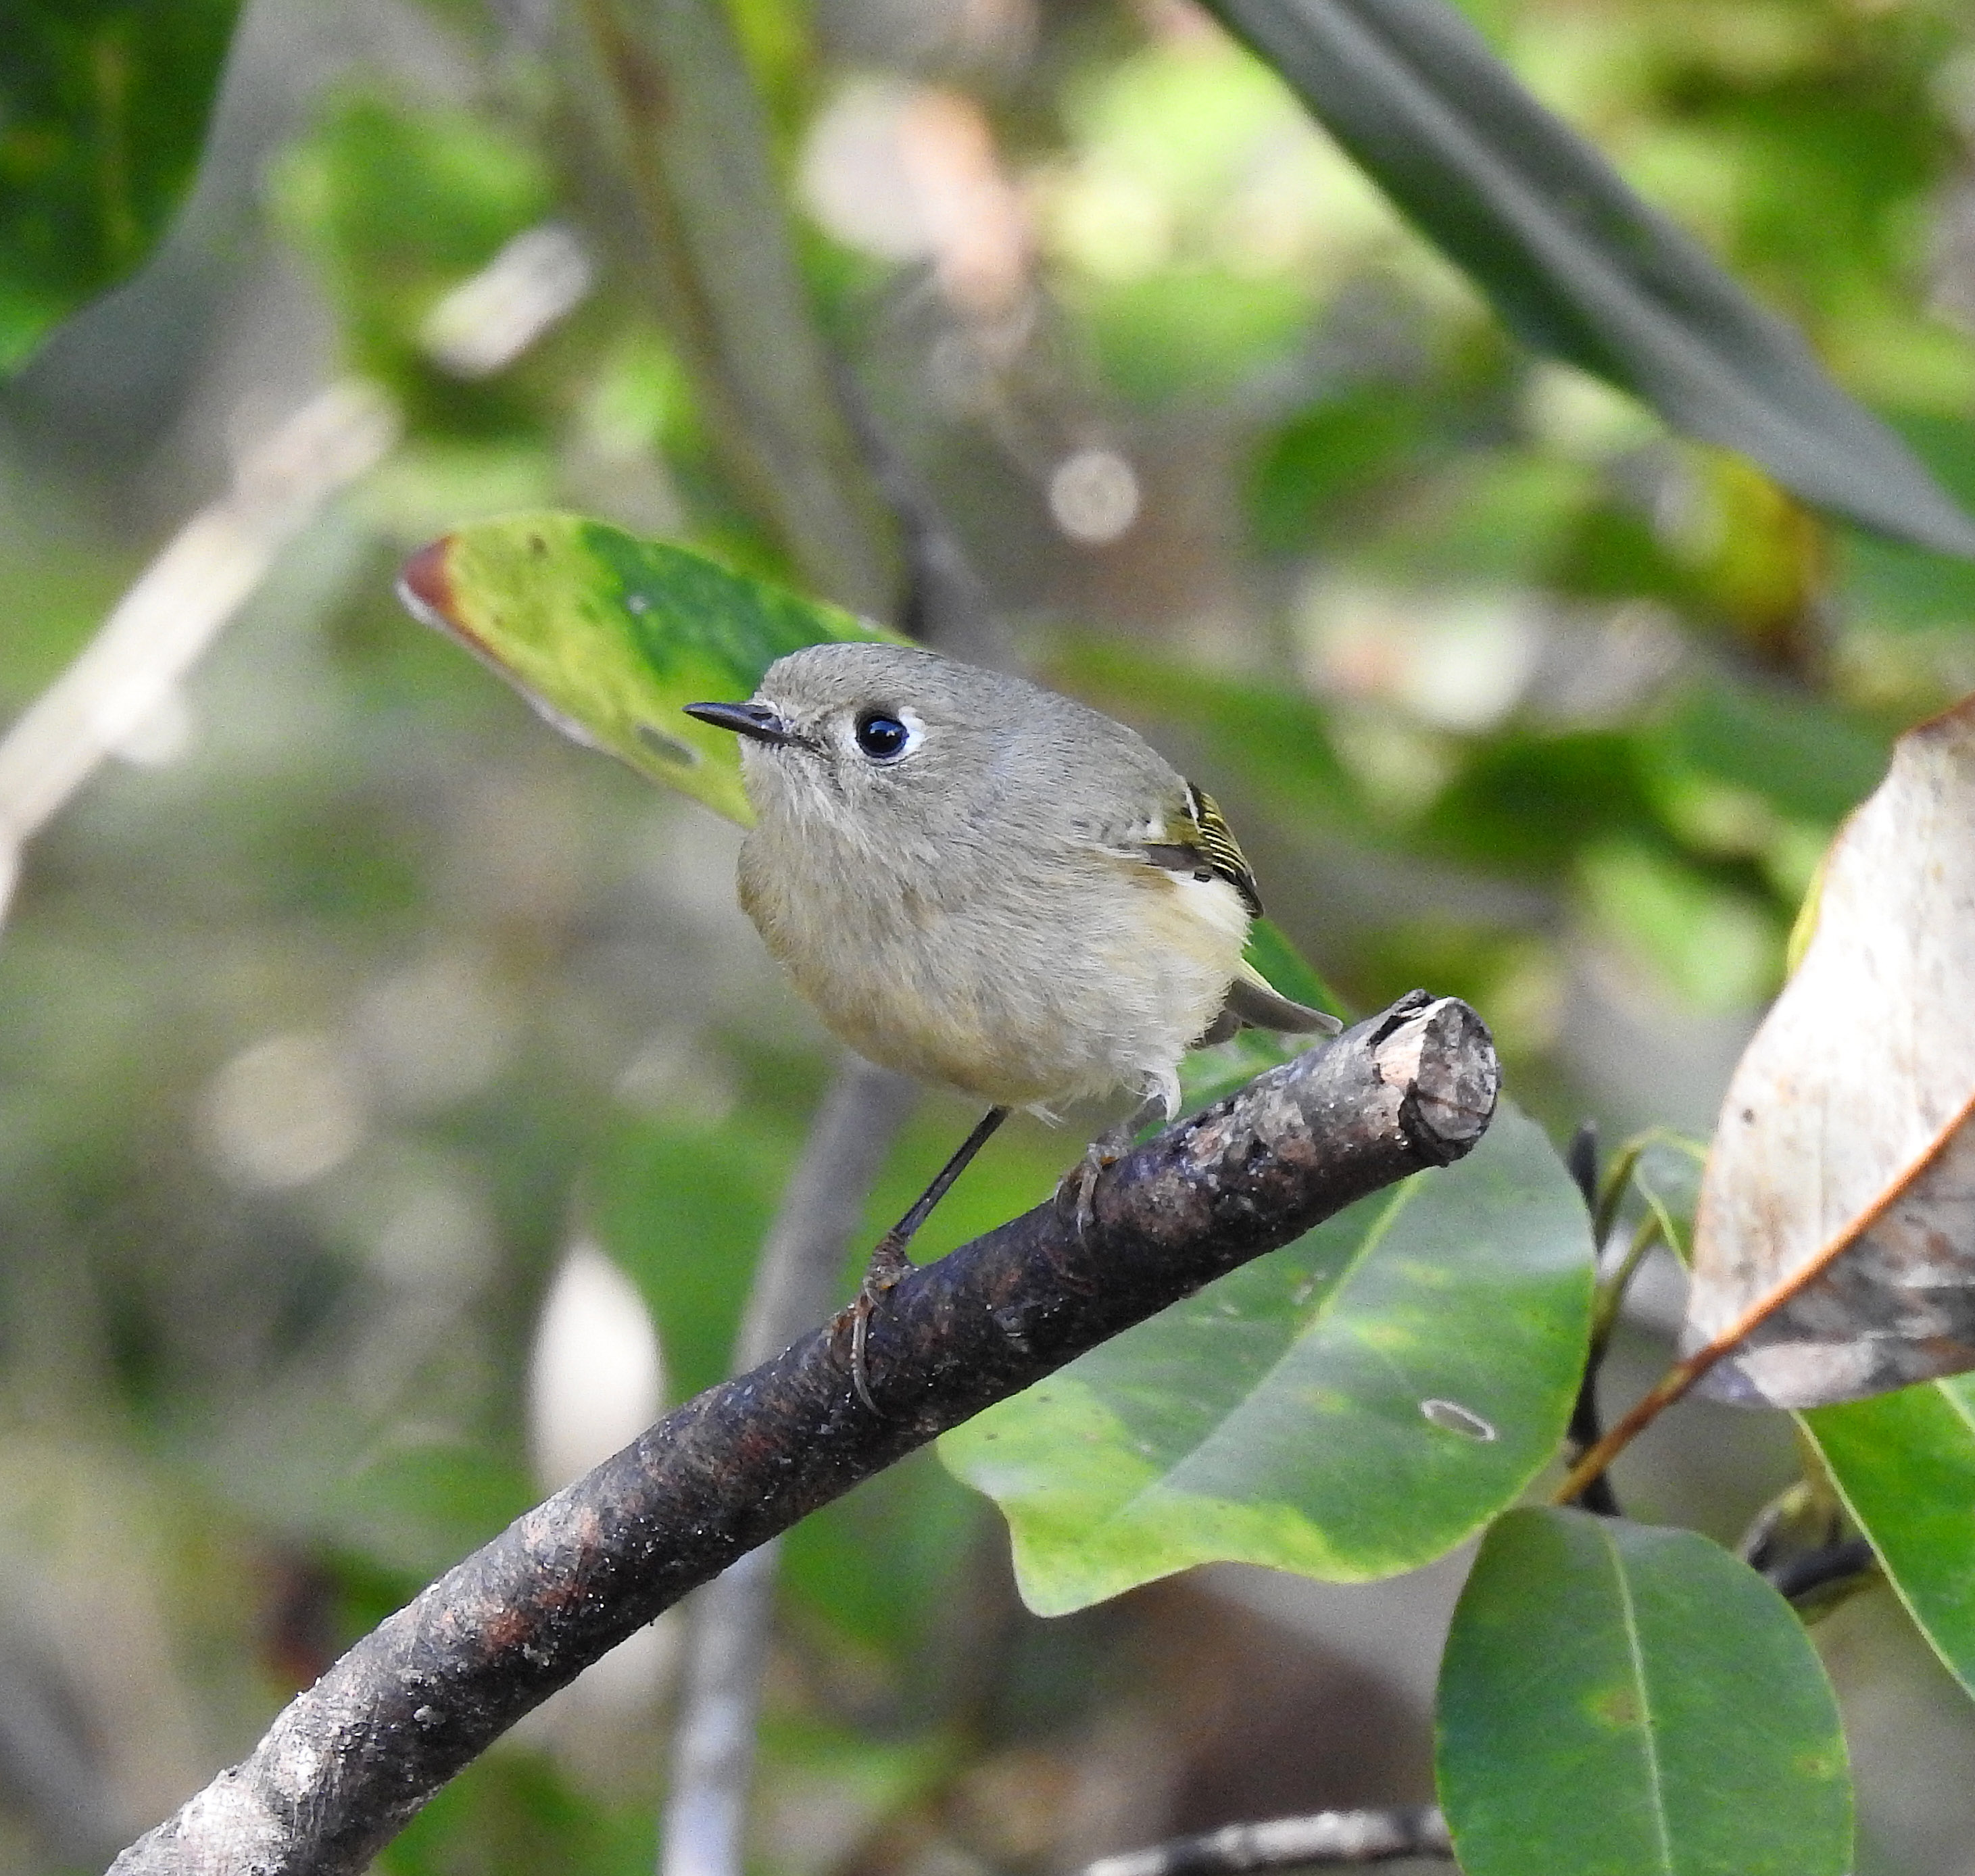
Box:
5 0 1975 1869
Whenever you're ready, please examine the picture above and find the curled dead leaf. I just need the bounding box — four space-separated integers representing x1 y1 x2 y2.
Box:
1682 694 1975 1408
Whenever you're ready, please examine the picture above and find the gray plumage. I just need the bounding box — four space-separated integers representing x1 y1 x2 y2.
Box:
691 642 1336 1123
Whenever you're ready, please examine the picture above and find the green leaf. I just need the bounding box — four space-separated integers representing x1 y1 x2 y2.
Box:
397 511 897 826
316 1443 537 1581
1079 264 1315 406
1 1 244 374
1200 0 1975 557
1804 1378 1975 1698
781 1450 989 1663
1438 1508 1853 1876
1842 416 1975 631
1246 386 1428 555
1576 842 1784 1015
942 1103 1592 1615
383 1751 653 1876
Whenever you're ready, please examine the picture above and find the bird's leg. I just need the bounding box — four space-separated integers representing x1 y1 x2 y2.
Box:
1058 1088 1169 1241
848 1104 1010 1412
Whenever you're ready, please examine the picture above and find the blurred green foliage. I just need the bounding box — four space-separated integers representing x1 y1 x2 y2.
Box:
4 0 1975 1869
270 93 554 424
0 0 243 371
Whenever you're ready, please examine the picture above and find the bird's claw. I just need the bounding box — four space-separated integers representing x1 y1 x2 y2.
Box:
844 1232 915 1415
1056 1139 1117 1244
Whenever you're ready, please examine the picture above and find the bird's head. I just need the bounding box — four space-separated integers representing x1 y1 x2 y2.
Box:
685 643 1024 852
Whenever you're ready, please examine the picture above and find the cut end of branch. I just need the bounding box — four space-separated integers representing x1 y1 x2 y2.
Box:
1372 994 1498 1164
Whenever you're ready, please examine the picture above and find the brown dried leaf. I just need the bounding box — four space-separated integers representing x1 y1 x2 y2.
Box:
1682 695 1975 1408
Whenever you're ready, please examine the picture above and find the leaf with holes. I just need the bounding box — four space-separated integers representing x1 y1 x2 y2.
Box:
941 1104 1592 1614
1438 1508 1852 1876
1203 0 1975 556
1681 695 1975 1406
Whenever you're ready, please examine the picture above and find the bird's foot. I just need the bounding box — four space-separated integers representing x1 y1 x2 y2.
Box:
843 1232 915 1416
1055 1127 1130 1243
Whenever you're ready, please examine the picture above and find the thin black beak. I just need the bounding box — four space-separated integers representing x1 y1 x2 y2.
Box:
683 700 798 746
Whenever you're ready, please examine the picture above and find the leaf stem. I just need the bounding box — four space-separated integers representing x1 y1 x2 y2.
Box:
1551 1340 1731 1506
1564 1128 1694 1514
1588 1212 1666 1358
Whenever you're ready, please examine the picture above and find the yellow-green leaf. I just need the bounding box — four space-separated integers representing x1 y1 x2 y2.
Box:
397 510 897 826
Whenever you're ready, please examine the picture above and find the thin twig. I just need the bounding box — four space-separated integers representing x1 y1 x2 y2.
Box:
0 1630 128 1869
1553 1135 1710 1506
1562 1387 1620 1516
107 991 1497 1876
830 357 1015 672
1083 1808 1454 1876
1565 1207 1674 1512
1588 1214 1669 1360
0 209 629 931
660 1058 915 1876
1551 1359 1705 1506
1553 1122 1943 1502
1589 1127 1702 1254
563 0 900 616
1565 1120 1598 1216
0 383 395 925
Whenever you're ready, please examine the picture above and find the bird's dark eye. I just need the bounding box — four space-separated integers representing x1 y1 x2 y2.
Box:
854 711 912 761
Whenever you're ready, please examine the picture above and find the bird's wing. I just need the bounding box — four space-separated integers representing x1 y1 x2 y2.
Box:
1139 781 1265 918
1129 781 1344 1041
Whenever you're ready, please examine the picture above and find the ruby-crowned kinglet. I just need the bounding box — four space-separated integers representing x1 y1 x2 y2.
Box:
685 642 1338 1407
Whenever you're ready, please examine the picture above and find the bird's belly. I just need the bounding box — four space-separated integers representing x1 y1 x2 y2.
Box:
741 842 1246 1110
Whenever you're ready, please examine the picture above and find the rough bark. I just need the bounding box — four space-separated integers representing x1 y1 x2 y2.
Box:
109 991 1497 1876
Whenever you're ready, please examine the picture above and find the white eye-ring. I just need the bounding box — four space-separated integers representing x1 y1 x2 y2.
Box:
852 708 924 764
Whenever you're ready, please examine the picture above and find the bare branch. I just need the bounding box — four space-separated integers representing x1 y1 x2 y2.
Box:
0 383 395 926
107 992 1496 1876
1084 1808 1455 1876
